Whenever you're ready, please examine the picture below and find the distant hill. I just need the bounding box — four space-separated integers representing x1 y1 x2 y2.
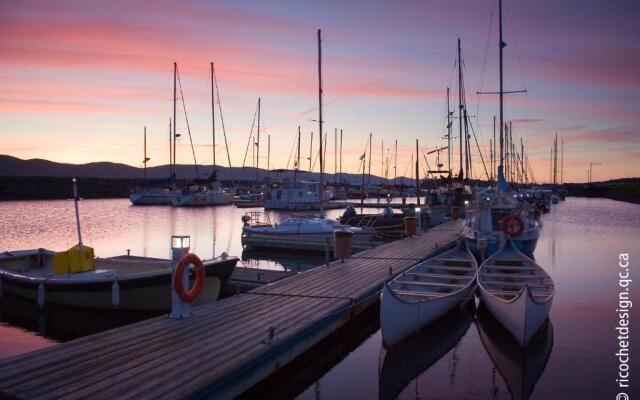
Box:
0 154 416 185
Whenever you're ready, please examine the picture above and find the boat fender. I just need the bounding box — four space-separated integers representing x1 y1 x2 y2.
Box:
37 283 45 308
111 280 120 308
220 252 228 260
501 214 525 237
173 253 205 303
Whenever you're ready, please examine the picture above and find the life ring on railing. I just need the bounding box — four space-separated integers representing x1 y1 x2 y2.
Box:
501 214 525 237
173 253 205 303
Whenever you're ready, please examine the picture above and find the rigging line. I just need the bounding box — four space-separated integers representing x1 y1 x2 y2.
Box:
504 0 528 93
475 0 497 121
241 100 259 168
212 64 233 173
468 113 490 180
176 66 200 178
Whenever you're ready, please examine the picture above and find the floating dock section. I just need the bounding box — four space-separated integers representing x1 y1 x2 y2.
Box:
0 220 462 400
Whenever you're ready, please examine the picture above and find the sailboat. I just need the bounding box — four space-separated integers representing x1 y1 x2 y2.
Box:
130 66 181 206
172 63 234 207
462 0 539 257
243 30 377 253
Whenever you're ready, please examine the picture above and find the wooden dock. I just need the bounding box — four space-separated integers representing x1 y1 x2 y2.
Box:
0 220 462 400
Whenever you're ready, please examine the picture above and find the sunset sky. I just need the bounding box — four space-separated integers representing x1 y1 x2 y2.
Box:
1 0 639 183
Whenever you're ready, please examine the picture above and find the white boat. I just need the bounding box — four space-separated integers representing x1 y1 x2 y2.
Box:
264 179 331 210
477 239 555 347
130 187 178 205
380 239 478 347
0 249 238 311
172 182 234 207
241 213 378 254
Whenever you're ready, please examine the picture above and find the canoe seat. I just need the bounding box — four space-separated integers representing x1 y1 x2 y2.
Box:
405 272 472 280
401 280 466 288
392 290 444 298
483 265 538 271
431 259 473 267
480 272 547 279
493 259 525 266
425 265 473 272
485 289 552 298
482 281 554 289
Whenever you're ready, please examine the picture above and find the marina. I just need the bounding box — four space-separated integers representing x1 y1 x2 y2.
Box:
0 221 462 400
1 0 638 399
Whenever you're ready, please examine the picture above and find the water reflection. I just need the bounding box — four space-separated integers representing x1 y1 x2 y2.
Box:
0 295 159 342
241 250 325 273
476 304 554 400
378 302 476 400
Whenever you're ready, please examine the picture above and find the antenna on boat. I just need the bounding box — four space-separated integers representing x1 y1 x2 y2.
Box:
72 178 83 248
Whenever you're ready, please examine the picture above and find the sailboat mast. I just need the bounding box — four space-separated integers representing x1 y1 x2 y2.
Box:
211 62 216 168
499 0 505 168
256 97 261 184
172 62 177 177
168 118 172 176
561 138 564 184
295 126 301 184
553 132 558 185
339 129 343 184
267 134 271 177
457 38 463 179
334 128 337 183
368 133 372 191
143 126 147 179
415 139 420 206
317 29 324 214
493 115 496 180
446 87 451 176
381 139 384 186
394 139 398 182
309 132 313 172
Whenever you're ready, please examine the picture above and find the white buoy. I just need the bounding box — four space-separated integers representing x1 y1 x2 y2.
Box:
37 283 45 308
111 280 120 308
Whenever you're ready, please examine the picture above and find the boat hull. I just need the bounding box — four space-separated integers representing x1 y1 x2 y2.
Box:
172 192 234 207
241 230 376 253
129 191 176 205
0 258 238 311
380 281 475 347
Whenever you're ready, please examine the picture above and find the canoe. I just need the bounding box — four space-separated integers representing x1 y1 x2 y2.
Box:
380 239 477 347
476 304 554 400
379 302 475 400
477 238 554 348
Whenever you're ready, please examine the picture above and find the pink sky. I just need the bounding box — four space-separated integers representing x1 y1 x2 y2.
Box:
1 0 639 183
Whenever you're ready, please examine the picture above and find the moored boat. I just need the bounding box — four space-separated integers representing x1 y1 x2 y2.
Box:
380 239 477 347
0 250 237 311
477 239 554 347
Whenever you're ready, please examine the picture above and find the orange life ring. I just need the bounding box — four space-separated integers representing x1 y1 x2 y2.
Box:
501 214 525 237
173 253 205 303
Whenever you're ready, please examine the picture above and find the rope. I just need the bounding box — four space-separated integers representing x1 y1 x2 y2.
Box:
212 65 233 175
176 66 199 178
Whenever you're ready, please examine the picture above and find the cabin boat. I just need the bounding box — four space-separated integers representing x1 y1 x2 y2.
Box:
172 182 234 207
0 248 237 311
241 212 379 254
477 239 555 347
264 180 331 211
130 186 178 206
380 240 477 346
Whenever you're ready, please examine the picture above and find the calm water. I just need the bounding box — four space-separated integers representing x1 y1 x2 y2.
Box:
1 197 638 399
291 197 640 400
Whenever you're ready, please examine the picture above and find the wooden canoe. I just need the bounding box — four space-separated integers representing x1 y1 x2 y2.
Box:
380 239 477 347
478 238 555 348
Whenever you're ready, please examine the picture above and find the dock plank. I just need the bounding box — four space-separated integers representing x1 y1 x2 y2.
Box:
0 220 462 400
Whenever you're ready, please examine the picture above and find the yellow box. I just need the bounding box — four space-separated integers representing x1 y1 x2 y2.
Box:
52 245 95 275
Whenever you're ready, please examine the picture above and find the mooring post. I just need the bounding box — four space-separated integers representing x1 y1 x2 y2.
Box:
325 237 330 267
170 235 191 319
